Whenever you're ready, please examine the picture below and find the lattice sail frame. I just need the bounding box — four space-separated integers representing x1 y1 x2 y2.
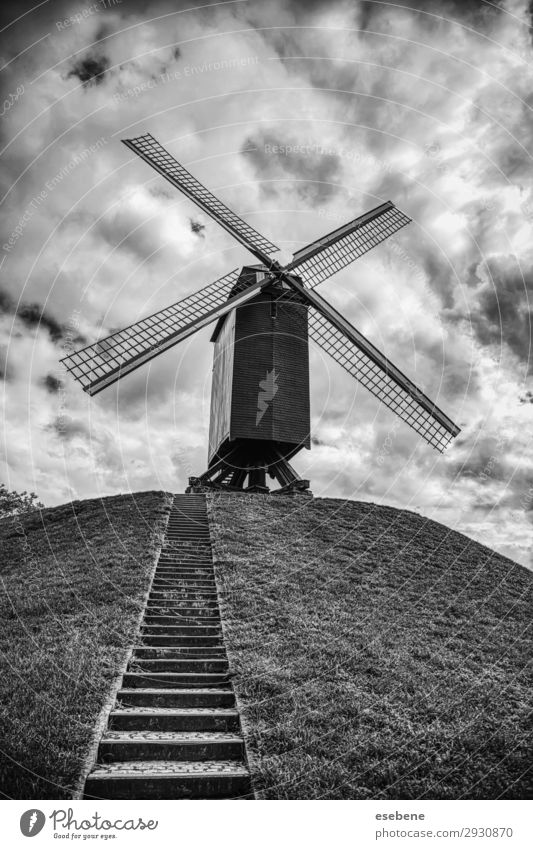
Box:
307 308 456 451
62 269 245 394
123 133 278 263
288 201 411 287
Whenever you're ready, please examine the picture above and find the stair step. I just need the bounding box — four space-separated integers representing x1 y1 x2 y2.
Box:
156 564 214 569
130 658 228 673
151 582 217 588
108 708 239 732
152 577 216 585
144 619 220 629
150 585 216 592
145 613 219 625
98 731 244 762
141 637 222 648
147 596 218 604
161 541 211 545
122 672 230 688
167 519 209 523
117 688 235 708
149 597 218 605
155 564 214 569
150 589 218 597
84 760 251 799
155 567 214 573
141 637 221 647
134 646 225 657
150 590 218 614
146 600 219 609
159 555 212 560
145 609 219 620
154 567 214 574
164 536 211 541
143 618 220 626
166 521 209 526
152 577 215 584
142 622 221 634
153 579 215 585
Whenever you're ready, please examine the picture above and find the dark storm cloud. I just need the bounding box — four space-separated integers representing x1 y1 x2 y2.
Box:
67 54 110 87
420 251 456 311
0 289 85 345
242 131 342 204
467 254 533 370
46 417 90 441
190 219 206 237
42 374 62 394
17 302 63 342
0 289 64 342
0 290 13 315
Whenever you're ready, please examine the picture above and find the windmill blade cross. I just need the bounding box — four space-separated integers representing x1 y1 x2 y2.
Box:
281 275 460 450
286 201 411 288
123 133 279 266
61 269 267 395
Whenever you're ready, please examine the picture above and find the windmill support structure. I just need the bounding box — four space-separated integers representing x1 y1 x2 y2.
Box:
186 443 311 495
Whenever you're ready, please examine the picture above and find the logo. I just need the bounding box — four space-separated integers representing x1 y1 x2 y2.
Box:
256 368 279 425
20 810 45 837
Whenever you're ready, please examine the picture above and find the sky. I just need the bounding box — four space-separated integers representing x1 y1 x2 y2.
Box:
0 0 532 568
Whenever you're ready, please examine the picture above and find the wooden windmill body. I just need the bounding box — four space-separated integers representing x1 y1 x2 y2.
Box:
208 267 310 490
62 133 461 493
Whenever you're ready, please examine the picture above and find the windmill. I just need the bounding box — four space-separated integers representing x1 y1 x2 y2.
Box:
61 133 460 493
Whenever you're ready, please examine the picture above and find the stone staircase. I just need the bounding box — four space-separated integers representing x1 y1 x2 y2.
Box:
84 494 253 799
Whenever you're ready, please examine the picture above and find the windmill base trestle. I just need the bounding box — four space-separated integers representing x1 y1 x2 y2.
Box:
186 444 311 495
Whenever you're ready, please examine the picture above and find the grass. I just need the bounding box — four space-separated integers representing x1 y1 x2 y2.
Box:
0 491 170 799
207 493 533 800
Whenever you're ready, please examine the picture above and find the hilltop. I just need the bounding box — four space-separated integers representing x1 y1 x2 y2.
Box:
0 490 530 800
207 493 532 800
0 491 170 799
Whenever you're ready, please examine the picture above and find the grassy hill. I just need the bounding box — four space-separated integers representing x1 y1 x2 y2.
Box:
207 493 532 800
0 491 170 799
1 490 530 800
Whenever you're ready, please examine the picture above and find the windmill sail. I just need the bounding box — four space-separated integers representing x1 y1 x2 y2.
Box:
61 269 266 395
281 276 460 450
123 133 279 265
287 201 411 288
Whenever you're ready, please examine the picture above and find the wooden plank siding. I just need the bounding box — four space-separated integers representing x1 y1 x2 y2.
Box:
208 309 235 462
208 268 311 464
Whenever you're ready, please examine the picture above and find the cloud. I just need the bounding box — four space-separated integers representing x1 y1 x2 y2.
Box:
242 130 343 205
465 253 533 371
42 374 62 394
190 218 206 236
0 290 63 343
46 417 90 442
67 54 110 87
